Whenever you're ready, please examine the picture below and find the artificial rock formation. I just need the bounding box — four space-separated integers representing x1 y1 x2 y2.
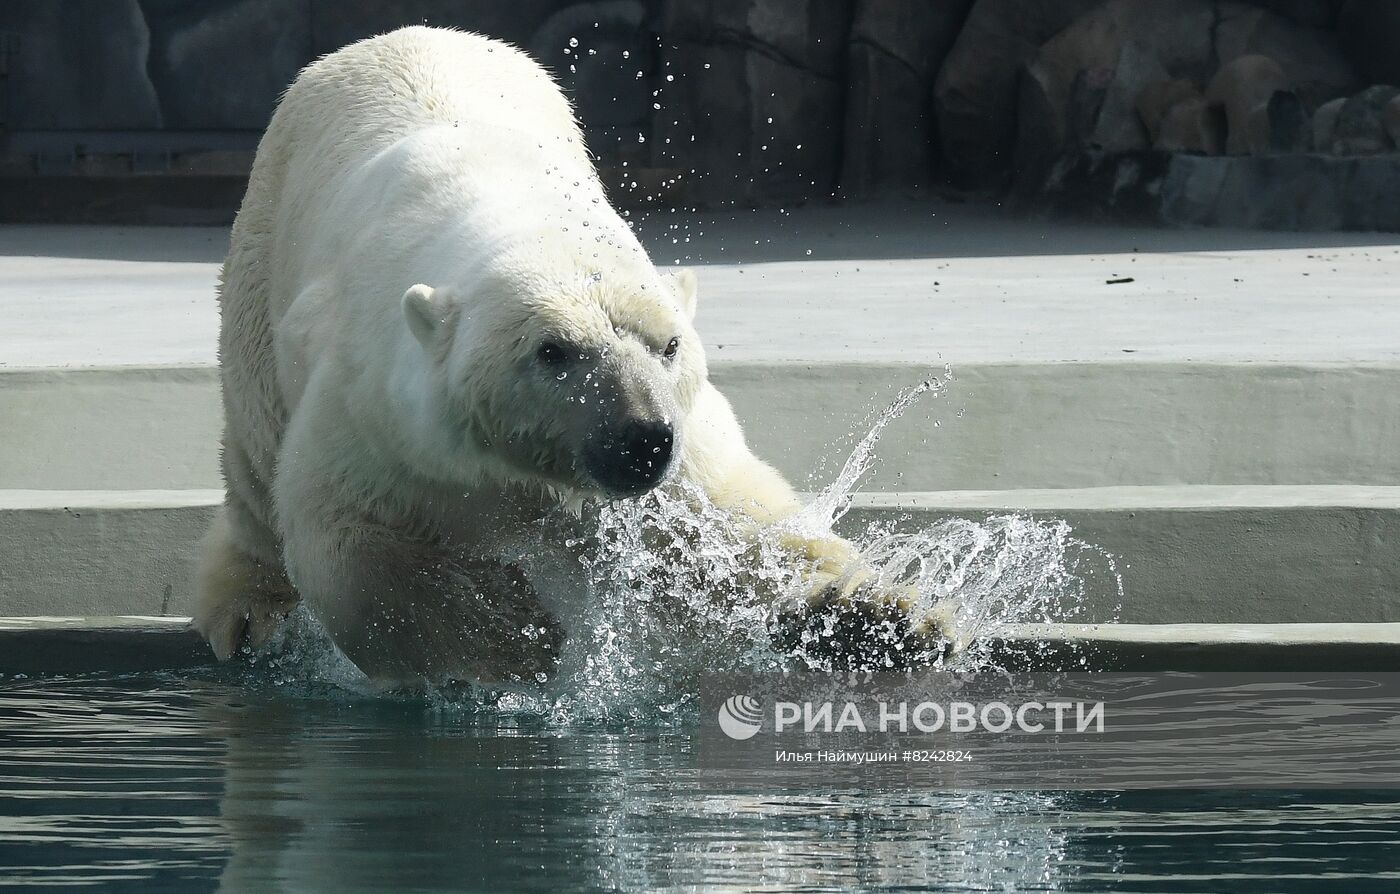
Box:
1330 84 1400 154
841 0 973 195
653 0 851 204
1205 54 1292 155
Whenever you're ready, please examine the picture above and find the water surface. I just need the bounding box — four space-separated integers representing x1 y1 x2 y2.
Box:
2 673 1398 892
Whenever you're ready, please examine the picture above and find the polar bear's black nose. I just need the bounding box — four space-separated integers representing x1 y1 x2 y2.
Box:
617 419 674 487
624 419 673 466
589 420 674 495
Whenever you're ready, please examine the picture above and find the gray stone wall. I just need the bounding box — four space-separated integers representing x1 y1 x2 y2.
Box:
3 0 1400 225
1 0 966 205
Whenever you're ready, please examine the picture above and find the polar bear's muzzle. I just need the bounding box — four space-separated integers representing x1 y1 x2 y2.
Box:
584 418 676 497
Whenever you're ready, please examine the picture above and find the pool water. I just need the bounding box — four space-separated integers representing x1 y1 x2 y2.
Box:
2 673 1398 892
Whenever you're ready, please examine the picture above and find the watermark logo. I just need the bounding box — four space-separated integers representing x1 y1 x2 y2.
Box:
718 694 764 740
702 672 1400 789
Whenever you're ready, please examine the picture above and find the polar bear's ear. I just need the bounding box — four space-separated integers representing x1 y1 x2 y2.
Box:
402 284 451 349
666 267 698 321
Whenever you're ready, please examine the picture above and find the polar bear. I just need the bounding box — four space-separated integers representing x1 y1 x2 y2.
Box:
193 27 941 683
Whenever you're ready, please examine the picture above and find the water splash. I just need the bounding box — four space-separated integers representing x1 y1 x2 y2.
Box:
798 373 947 533
252 372 1120 721
547 377 1115 718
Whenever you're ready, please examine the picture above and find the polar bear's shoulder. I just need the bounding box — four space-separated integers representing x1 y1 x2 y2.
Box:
314 26 544 82
304 27 557 112
277 26 577 156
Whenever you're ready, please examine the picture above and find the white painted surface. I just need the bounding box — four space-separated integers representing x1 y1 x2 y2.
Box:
4 203 1400 369
848 485 1400 510
3 487 1398 623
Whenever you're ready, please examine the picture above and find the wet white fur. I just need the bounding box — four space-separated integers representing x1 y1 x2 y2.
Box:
194 27 835 682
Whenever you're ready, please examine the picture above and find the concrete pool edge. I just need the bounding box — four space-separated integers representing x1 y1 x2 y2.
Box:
5 486 1399 623
991 622 1400 671
2 617 1398 676
9 361 1400 492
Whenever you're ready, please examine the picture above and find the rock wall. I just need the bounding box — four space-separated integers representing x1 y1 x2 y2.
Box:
651 0 853 204
1 0 162 130
3 0 1400 224
843 0 973 194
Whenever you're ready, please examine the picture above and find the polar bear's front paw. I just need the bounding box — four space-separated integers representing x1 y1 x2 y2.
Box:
193 551 301 661
771 568 953 671
196 581 300 661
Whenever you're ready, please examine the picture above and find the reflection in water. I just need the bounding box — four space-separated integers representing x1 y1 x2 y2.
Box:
3 676 1399 892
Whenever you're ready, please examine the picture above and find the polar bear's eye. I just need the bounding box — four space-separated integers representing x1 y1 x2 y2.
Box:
663 337 680 359
536 342 568 366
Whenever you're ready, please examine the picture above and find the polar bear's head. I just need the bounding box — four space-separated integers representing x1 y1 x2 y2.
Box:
402 262 705 499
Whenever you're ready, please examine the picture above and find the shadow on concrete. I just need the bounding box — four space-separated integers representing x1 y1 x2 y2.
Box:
0 225 230 263
629 201 1400 265
3 201 1400 265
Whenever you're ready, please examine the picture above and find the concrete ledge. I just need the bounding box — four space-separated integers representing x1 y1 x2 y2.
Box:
1 486 1397 623
0 366 222 490
2 617 1397 675
7 214 1400 492
849 485 1400 510
995 622 1400 671
8 363 1400 492
0 489 221 616
0 616 211 675
841 487 1400 624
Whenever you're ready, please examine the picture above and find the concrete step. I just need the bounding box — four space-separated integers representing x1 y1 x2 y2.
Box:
5 210 1400 493
0 489 220 617
839 487 1400 625
998 622 1400 671
6 362 1400 492
2 487 1396 623
4 616 1399 675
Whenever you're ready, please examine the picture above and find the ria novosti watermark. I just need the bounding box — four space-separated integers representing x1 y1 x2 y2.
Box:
722 693 1103 738
700 673 1400 789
